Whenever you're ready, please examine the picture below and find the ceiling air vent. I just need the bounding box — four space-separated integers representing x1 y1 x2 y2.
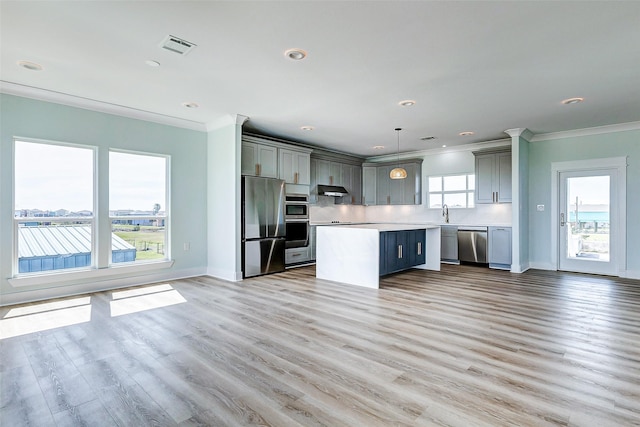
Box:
159 35 196 55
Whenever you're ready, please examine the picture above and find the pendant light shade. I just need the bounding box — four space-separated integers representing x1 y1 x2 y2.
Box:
390 127 407 180
390 167 407 179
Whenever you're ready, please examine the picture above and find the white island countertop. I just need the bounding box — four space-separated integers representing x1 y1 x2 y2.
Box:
326 223 441 231
316 223 441 289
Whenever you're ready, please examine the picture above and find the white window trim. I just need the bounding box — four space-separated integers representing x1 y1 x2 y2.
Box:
108 148 171 266
8 260 175 287
11 138 173 282
427 173 475 209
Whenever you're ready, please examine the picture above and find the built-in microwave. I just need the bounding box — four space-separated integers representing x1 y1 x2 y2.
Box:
285 194 309 220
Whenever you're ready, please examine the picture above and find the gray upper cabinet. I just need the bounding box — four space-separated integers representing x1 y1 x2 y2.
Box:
279 148 310 185
310 153 363 205
474 149 511 204
242 134 312 184
362 166 377 205
364 159 422 205
241 141 278 178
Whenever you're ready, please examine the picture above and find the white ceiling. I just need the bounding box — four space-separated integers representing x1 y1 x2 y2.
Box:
2 1 639 156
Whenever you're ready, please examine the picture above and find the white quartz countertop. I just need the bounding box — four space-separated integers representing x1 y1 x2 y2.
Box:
327 223 440 231
310 221 511 228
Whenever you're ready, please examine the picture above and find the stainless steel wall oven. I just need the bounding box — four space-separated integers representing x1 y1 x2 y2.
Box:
285 194 309 248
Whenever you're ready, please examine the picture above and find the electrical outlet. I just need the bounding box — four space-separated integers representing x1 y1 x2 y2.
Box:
183 242 190 251
537 204 545 211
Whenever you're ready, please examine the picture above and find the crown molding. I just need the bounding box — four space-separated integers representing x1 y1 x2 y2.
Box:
1 80 208 132
530 121 640 142
365 137 511 162
504 128 534 140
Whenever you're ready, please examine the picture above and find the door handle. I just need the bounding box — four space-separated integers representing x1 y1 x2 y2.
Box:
398 245 403 259
560 213 565 226
418 242 422 255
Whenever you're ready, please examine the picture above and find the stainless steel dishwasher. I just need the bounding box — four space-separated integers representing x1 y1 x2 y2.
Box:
457 226 488 264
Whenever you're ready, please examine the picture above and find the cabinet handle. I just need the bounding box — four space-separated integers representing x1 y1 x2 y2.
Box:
352 196 355 204
387 196 391 205
418 242 422 255
398 245 403 259
495 191 499 202
294 172 298 184
329 176 333 185
255 164 260 176
292 253 301 257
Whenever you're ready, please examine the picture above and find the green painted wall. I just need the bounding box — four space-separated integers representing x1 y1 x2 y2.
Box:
0 94 208 301
528 129 640 275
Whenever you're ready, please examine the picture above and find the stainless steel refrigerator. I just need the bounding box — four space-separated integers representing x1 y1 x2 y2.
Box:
242 176 286 278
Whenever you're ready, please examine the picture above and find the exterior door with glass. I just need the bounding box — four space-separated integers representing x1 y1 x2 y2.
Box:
558 169 617 275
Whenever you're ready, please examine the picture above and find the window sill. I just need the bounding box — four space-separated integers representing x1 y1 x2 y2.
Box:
8 260 175 288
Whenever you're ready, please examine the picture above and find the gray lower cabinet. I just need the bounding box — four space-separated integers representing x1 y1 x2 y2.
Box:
379 229 426 275
285 247 311 265
441 226 459 263
488 226 512 269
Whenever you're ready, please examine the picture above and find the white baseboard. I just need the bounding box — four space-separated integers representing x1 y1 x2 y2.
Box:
620 270 640 280
0 267 206 307
509 262 531 273
206 267 242 282
528 262 557 271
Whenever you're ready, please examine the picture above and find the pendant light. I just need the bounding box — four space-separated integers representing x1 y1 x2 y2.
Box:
389 127 407 179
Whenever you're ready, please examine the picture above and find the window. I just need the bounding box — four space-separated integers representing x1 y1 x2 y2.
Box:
13 139 171 278
109 151 169 264
428 174 475 208
14 140 95 273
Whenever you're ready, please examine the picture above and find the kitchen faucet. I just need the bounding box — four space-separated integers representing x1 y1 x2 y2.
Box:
442 204 449 223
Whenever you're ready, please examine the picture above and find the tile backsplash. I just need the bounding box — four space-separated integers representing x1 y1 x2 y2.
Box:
310 202 511 225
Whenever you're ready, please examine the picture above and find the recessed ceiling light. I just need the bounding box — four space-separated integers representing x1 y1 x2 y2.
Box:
561 97 584 105
145 60 161 67
284 48 307 60
17 60 43 71
373 145 385 150
301 126 314 131
398 100 416 107
459 131 475 136
420 136 436 141
182 102 199 108
442 145 447 148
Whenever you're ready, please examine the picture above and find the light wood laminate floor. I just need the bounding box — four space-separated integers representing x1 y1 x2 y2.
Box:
1 264 639 426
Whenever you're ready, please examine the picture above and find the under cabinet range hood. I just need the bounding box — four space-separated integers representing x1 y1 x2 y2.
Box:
317 185 349 197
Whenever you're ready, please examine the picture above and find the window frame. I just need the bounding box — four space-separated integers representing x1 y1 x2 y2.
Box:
12 138 98 276
108 149 171 266
427 173 476 209
10 138 173 285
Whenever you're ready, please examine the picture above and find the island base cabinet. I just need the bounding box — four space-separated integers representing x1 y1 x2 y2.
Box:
380 229 426 276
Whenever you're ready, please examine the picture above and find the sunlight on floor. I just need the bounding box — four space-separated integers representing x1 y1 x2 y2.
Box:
110 283 186 317
0 297 92 339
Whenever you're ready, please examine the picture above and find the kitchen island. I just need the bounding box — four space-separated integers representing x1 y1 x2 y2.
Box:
316 223 441 288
